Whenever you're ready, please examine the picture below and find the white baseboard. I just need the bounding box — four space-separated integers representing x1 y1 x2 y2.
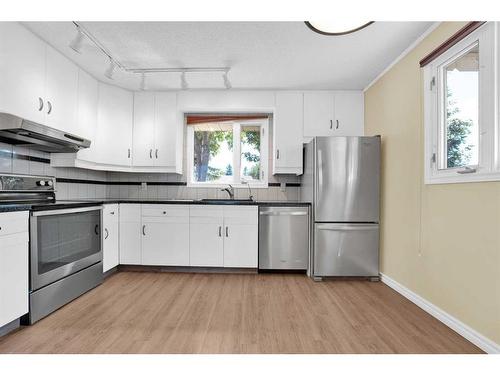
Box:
380 273 500 354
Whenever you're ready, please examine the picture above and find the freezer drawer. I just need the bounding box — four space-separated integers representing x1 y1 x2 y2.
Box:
314 223 379 277
259 207 309 270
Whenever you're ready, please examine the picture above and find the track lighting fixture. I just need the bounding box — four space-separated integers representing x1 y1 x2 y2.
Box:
139 73 146 91
180 72 188 90
69 28 85 54
223 71 232 89
104 60 116 80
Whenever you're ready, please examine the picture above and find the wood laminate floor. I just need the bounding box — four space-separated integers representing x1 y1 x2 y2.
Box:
0 272 482 354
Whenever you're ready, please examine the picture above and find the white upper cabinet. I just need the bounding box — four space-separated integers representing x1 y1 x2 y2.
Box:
303 91 335 137
132 92 179 169
154 92 178 168
303 91 364 137
44 46 78 133
132 92 156 166
94 83 133 167
334 91 364 136
177 91 275 111
0 22 47 124
273 92 304 175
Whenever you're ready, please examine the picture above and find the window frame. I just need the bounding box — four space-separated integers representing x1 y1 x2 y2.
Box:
424 22 497 184
186 118 269 188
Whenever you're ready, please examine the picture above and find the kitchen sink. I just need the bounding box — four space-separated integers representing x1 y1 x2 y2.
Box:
198 198 255 204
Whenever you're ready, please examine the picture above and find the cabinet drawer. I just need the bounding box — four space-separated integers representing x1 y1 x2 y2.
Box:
142 204 189 217
0 211 29 237
103 204 119 221
223 206 258 225
119 204 141 221
189 205 224 218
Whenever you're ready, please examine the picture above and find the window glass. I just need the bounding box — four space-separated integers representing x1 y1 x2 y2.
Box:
192 122 234 183
442 43 479 169
240 125 261 181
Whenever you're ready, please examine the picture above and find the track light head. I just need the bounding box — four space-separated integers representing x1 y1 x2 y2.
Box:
180 72 188 90
223 72 231 89
104 60 116 80
139 73 146 91
69 29 85 54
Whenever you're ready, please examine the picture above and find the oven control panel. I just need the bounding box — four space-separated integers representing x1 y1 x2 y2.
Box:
0 173 56 192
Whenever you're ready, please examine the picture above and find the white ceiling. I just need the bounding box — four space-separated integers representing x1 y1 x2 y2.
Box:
23 21 433 91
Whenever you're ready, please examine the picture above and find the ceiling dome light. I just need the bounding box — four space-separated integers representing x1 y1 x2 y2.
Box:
69 28 85 53
305 21 374 36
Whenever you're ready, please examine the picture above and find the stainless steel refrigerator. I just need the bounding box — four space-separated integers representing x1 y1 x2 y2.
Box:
301 136 380 278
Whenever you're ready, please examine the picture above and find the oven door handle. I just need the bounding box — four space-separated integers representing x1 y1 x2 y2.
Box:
31 206 103 216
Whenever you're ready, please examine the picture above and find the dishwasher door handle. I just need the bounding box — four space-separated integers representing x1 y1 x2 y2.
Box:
260 211 308 216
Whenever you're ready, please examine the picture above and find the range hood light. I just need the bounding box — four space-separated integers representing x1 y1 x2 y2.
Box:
305 21 374 36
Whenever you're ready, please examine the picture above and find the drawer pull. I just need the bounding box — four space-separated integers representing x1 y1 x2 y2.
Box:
163 211 166 215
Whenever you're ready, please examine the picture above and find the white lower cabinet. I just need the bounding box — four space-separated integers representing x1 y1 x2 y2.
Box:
0 211 29 327
119 204 142 265
141 205 190 266
189 206 224 267
222 206 258 268
116 204 258 269
189 205 258 268
102 204 119 272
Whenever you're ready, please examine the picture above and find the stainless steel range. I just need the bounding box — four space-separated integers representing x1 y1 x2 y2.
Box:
0 173 103 324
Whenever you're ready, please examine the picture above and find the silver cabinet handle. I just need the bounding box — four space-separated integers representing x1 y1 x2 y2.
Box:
330 119 333 129
155 149 158 159
128 149 131 158
110 211 115 215
218 226 222 237
47 101 52 115
38 97 44 111
142 225 146 236
276 149 280 159
150 149 153 159
104 228 109 239
225 226 229 237
336 119 339 129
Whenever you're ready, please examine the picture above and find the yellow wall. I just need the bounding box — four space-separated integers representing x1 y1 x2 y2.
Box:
364 22 500 347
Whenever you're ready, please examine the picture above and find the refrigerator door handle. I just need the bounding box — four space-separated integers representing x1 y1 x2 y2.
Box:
316 223 378 231
317 149 323 197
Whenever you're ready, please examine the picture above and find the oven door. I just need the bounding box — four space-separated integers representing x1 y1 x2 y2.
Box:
30 206 103 291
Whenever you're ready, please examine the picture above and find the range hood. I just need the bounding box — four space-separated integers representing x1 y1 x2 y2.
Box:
0 113 91 153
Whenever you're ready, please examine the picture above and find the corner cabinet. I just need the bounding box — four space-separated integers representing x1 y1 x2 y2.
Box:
303 91 364 138
273 91 304 175
0 211 29 328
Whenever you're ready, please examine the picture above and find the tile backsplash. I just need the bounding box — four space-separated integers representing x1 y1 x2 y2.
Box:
0 141 301 202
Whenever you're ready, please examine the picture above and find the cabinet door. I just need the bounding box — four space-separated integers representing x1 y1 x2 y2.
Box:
273 92 304 174
103 205 119 272
132 92 156 166
75 69 99 162
119 204 142 265
0 22 46 124
96 83 133 166
154 92 178 167
333 91 364 136
0 232 29 327
142 217 189 266
222 206 258 268
189 206 224 267
45 46 78 132
303 91 335 137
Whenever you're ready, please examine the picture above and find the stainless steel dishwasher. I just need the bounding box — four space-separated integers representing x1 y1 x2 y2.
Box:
259 206 309 270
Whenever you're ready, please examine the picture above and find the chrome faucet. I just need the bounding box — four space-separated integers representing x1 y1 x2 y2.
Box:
221 184 234 199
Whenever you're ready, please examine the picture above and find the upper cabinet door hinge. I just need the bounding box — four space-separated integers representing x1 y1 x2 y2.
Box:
430 76 436 91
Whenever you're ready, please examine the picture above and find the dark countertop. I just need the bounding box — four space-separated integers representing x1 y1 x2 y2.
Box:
0 199 310 213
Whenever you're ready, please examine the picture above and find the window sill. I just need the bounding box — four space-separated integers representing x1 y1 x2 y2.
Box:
425 171 500 185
